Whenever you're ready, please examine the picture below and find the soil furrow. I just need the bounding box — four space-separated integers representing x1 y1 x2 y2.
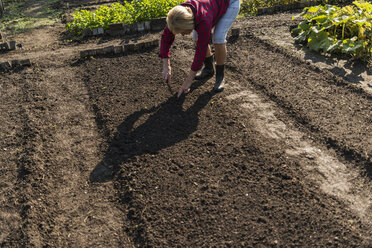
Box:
224 81 371 233
0 78 26 247
237 13 372 94
229 32 371 177
1 63 133 247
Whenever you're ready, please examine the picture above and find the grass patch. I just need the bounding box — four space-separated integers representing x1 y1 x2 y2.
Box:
0 0 62 34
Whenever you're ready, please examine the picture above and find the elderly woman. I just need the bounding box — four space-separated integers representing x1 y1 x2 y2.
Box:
159 0 240 97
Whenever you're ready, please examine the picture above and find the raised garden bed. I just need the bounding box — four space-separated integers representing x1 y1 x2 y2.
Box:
0 41 17 51
0 59 31 72
80 27 240 58
79 39 160 58
81 18 167 38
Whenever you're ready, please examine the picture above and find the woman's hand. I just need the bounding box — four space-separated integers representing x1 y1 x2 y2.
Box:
177 70 197 98
162 58 172 85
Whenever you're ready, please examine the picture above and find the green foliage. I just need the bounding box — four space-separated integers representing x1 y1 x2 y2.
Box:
125 0 182 23
241 0 298 15
240 0 350 16
292 1 372 61
66 0 183 34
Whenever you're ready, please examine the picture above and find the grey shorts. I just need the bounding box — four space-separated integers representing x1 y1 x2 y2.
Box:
193 0 241 44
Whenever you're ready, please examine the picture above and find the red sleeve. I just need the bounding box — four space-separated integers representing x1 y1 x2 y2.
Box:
191 21 211 71
159 26 175 58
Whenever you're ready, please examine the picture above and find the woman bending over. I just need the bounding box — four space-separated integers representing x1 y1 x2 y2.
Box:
159 0 241 97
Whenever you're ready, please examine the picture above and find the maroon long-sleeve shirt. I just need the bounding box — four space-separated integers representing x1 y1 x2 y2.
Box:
159 0 230 71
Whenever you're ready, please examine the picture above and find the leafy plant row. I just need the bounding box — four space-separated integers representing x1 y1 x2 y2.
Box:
66 0 356 36
291 0 371 61
66 0 182 34
240 0 351 15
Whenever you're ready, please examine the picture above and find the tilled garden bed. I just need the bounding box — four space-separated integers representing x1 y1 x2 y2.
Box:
1 10 371 248
80 23 371 246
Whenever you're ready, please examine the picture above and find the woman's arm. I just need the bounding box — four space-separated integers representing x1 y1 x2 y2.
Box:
159 26 175 59
160 27 175 85
162 58 172 85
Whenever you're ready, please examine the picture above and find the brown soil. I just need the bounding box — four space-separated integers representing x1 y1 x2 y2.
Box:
1 2 371 248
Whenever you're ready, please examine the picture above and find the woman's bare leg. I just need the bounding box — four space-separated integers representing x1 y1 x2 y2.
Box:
206 44 213 58
214 43 226 65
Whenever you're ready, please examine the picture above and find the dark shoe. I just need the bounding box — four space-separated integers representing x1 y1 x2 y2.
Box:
195 55 214 80
214 64 225 92
195 67 214 80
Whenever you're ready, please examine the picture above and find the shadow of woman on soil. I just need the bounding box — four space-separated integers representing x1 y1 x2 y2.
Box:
90 88 214 183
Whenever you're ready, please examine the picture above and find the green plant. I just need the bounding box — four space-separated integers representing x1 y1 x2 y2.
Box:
66 0 183 34
126 0 182 23
240 0 351 16
292 1 371 62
